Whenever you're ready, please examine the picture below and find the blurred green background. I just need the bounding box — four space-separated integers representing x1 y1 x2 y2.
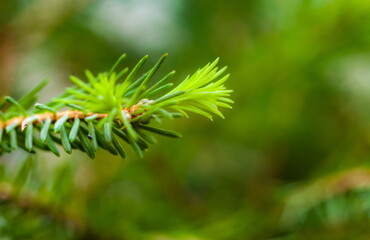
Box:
2 0 370 239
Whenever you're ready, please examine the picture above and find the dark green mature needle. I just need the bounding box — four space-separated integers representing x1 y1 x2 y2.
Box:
46 134 60 157
95 128 117 155
112 126 129 143
78 131 94 159
111 135 126 158
54 115 69 133
25 123 33 151
138 124 182 138
130 138 143 159
88 121 98 151
104 122 112 143
60 125 72 154
9 129 18 150
69 118 80 142
136 128 157 144
41 118 52 143
33 136 48 150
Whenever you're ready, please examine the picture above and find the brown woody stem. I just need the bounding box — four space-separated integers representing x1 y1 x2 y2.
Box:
0 102 148 131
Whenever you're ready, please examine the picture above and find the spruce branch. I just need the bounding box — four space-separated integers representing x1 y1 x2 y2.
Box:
0 54 233 158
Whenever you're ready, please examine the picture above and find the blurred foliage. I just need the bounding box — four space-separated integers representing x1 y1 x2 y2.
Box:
2 0 370 239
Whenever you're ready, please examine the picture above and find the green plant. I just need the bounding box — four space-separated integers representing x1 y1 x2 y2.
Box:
0 54 232 159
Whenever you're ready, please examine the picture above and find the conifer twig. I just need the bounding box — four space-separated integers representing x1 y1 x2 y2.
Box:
0 54 233 158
